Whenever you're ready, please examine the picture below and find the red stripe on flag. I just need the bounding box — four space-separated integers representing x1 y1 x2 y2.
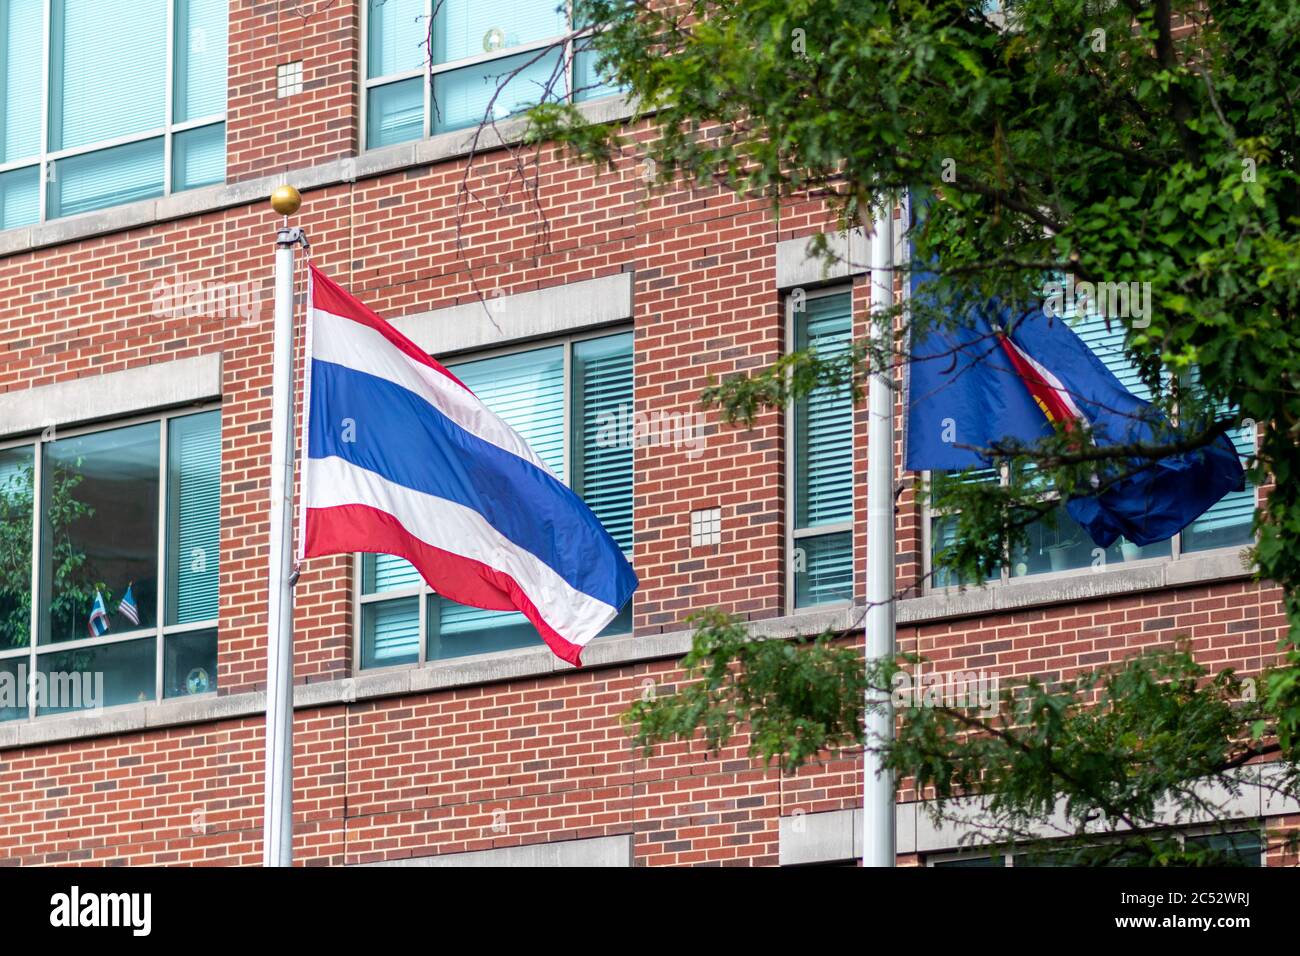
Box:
303 502 587 666
308 264 472 394
996 333 1079 430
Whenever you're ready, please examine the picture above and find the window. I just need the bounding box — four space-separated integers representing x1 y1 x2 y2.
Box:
356 330 633 668
789 289 855 609
929 828 1263 867
362 0 624 149
926 310 1255 588
0 408 220 719
0 0 227 229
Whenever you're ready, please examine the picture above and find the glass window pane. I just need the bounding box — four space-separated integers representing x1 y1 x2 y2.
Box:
48 137 165 219
420 342 568 661
427 596 539 660
597 600 631 638
367 77 424 147
362 553 422 593
174 0 229 121
794 531 853 608
0 165 40 230
1010 505 1169 578
432 46 564 134
573 332 633 555
933 855 1003 867
361 596 420 668
41 422 160 644
367 0 427 78
1182 425 1255 553
432 0 566 65
1069 308 1153 401
0 656 25 721
166 411 220 625
930 513 995 589
794 293 853 529
49 0 168 151
452 344 565 479
35 637 154 714
164 628 216 698
573 39 623 102
1191 830 1262 866
172 122 226 192
1 0 43 162
0 446 35 651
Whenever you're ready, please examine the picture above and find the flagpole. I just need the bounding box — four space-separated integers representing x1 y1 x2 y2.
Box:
264 185 305 867
863 204 896 867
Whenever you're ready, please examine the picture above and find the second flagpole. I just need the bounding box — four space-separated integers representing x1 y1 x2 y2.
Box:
863 203 897 867
264 185 306 867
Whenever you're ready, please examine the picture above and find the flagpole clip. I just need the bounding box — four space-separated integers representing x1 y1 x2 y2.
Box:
276 226 309 250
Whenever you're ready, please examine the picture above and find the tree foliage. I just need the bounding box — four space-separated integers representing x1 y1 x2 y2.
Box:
520 0 1300 861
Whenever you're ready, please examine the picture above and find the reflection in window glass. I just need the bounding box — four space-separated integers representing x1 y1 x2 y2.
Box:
431 47 564 134
0 657 25 721
1010 505 1170 578
36 637 155 714
431 0 566 65
0 446 35 651
164 628 217 698
41 422 160 644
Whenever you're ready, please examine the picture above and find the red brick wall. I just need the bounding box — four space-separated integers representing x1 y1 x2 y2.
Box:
0 1 1288 866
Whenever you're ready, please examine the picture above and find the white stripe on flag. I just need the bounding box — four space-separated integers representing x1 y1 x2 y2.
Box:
305 455 619 647
310 307 556 477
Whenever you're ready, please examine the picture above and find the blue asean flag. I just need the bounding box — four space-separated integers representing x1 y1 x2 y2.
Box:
905 275 1246 548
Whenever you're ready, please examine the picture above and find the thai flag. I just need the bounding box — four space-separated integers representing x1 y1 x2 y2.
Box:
88 590 110 638
300 265 638 665
118 582 140 626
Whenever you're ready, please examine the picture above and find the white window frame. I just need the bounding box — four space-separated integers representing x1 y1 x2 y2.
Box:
0 403 221 720
0 0 227 227
359 0 618 151
785 284 856 616
351 325 634 674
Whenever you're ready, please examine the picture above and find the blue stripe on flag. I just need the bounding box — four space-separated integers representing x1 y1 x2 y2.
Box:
306 358 635 609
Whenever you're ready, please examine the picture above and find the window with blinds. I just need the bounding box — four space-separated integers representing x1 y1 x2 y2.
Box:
791 291 855 608
1 406 220 721
362 0 627 148
0 0 228 228
357 331 635 668
167 410 221 625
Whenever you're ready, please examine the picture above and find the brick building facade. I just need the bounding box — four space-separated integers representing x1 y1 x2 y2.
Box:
0 0 1292 867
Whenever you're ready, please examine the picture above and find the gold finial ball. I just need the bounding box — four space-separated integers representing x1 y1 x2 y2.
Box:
270 185 302 217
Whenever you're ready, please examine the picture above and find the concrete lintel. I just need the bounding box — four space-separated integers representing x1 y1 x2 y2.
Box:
391 272 634 357
0 352 222 439
779 803 917 865
357 833 632 867
775 228 869 290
